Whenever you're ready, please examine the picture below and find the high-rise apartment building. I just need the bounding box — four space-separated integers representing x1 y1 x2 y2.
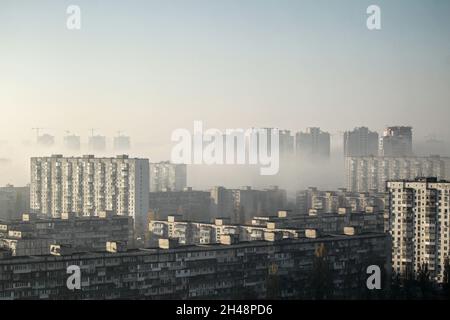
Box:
380 126 413 157
63 134 81 151
387 178 450 283
343 127 379 157
30 155 149 231
210 186 287 224
148 187 211 221
88 135 106 152
279 129 295 159
37 134 55 148
149 161 187 192
113 134 131 151
0 185 30 221
210 186 234 219
345 155 450 192
296 127 330 160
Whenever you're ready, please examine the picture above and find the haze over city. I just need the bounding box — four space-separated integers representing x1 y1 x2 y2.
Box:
1 0 450 188
1 0 450 305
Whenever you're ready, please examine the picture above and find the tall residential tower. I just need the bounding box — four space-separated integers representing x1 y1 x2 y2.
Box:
380 126 413 157
387 178 450 283
295 127 330 160
343 127 379 157
30 154 149 231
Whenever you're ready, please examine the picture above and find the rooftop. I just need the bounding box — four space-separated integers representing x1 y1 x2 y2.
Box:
0 232 387 264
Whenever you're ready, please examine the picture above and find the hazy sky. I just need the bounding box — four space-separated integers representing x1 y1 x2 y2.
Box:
1 0 450 186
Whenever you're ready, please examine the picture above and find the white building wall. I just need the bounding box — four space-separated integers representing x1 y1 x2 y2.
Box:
30 155 149 231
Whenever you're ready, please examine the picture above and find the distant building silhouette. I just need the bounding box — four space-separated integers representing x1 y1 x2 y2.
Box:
113 134 131 151
88 135 106 152
380 126 413 157
296 127 330 160
37 134 55 147
63 134 81 151
343 127 379 157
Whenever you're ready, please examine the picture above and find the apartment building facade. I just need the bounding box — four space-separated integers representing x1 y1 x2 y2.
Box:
149 161 187 192
0 232 388 300
296 127 330 160
343 127 379 157
148 188 211 222
148 215 300 246
30 155 149 231
296 187 386 215
387 177 450 283
252 207 386 235
210 186 287 224
0 185 30 221
0 212 134 256
380 126 413 157
345 155 450 192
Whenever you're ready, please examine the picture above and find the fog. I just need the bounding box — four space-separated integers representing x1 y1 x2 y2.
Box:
0 135 347 193
1 0 450 194
3 133 449 200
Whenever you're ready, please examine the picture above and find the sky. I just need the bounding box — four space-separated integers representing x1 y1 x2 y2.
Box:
1 0 450 187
